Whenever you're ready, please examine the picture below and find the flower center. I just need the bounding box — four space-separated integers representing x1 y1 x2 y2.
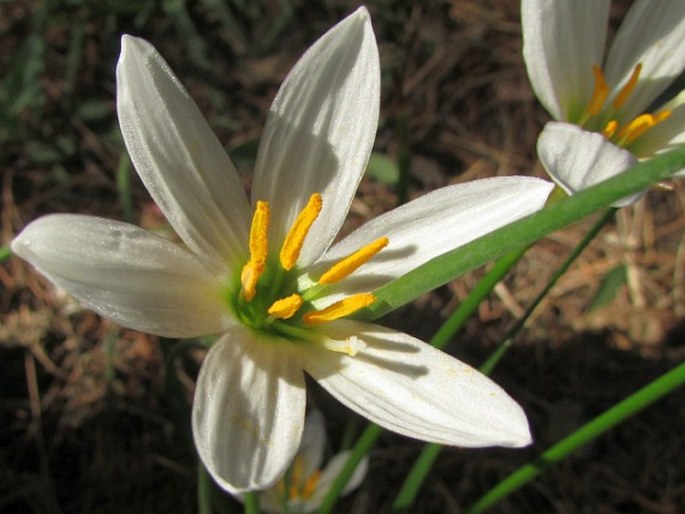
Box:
231 193 388 355
579 63 671 150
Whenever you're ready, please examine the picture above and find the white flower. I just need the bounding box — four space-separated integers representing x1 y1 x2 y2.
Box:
522 0 685 203
11 8 553 493
255 410 368 513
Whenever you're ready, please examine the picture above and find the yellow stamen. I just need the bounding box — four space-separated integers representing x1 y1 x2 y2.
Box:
587 65 609 116
617 110 672 146
613 63 642 109
603 120 618 139
267 294 303 320
290 456 304 492
318 237 389 285
303 293 376 325
280 193 323 271
300 470 322 500
240 201 270 301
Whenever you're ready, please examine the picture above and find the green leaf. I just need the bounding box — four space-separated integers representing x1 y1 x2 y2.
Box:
366 152 400 185
589 264 627 311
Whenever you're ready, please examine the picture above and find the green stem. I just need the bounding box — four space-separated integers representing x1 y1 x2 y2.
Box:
465 359 685 514
243 491 261 514
390 442 442 513
481 207 616 374
317 424 384 514
198 463 213 514
391 208 616 512
396 111 411 206
431 247 527 351
116 153 134 224
360 148 685 321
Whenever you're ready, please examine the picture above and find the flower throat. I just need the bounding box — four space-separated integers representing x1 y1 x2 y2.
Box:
579 63 671 150
232 193 388 345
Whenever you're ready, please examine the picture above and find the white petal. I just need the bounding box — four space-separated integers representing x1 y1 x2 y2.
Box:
522 0 609 122
298 410 327 478
11 214 231 337
537 122 641 206
117 35 251 272
192 329 307 493
252 7 380 266
605 0 685 122
302 321 532 448
305 177 553 302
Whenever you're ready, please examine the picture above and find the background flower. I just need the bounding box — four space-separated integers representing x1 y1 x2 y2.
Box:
256 410 368 514
522 0 685 200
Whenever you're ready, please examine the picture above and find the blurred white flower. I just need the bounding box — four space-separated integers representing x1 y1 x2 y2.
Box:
522 0 685 203
12 7 553 494
255 411 367 513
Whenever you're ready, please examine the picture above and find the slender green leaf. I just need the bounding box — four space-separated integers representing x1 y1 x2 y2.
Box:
465 359 685 513
317 424 383 514
359 148 685 321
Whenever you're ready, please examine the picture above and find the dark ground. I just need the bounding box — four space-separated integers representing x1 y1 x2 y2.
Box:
2 1 684 512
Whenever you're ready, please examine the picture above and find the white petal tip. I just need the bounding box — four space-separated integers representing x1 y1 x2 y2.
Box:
120 34 147 52
11 218 49 261
352 5 370 20
506 425 534 448
10 233 26 256
117 35 155 74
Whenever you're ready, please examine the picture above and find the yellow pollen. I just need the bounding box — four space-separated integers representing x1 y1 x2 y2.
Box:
587 65 609 116
303 293 376 325
318 237 389 285
240 201 270 301
613 63 642 109
603 120 618 139
267 294 303 320
280 193 323 271
617 110 672 146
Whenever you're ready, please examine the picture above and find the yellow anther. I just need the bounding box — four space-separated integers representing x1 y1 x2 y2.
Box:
240 262 263 302
617 110 672 146
290 456 304 493
284 455 322 500
603 120 618 139
302 293 376 325
587 65 609 116
280 193 323 271
300 470 321 500
267 294 303 320
318 237 389 285
613 63 642 109
241 201 270 301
